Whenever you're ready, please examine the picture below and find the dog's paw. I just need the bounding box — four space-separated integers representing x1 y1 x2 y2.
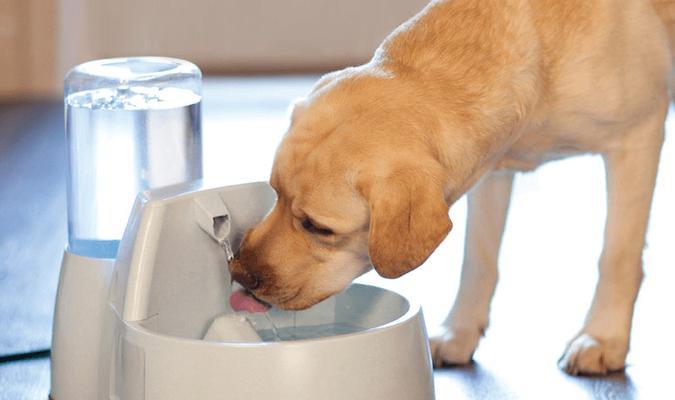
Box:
558 333 628 376
429 327 482 367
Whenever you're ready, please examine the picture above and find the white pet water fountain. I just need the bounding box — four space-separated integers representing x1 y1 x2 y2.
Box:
50 57 435 400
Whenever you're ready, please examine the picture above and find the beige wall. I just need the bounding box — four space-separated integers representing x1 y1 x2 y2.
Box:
0 0 57 98
65 0 428 73
2 0 430 98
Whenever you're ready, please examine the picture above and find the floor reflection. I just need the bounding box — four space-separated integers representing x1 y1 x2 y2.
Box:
572 372 636 400
435 362 516 399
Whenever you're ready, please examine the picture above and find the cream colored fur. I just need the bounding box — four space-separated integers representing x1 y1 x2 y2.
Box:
230 0 674 375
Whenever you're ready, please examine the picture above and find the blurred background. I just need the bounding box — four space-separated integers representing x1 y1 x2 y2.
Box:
0 0 427 99
1 1 674 399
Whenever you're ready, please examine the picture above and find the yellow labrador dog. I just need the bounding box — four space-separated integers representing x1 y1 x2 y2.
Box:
230 0 674 375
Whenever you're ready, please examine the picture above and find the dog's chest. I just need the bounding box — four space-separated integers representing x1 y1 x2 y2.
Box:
495 115 624 171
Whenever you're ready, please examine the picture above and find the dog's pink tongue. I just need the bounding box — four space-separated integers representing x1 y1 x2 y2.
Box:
230 289 270 313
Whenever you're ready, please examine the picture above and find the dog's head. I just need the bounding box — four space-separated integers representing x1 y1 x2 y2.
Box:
229 68 452 309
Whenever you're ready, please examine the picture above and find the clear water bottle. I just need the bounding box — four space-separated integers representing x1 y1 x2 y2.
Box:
64 57 203 258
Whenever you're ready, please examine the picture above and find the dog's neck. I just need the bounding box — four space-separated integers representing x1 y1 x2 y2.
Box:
356 63 535 204
370 0 546 203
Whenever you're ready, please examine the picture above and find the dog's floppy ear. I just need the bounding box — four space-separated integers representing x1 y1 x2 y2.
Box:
361 170 452 278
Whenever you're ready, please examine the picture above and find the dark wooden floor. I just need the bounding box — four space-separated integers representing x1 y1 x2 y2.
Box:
1 77 673 399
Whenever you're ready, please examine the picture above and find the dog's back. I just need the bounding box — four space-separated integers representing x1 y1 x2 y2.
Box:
651 0 675 60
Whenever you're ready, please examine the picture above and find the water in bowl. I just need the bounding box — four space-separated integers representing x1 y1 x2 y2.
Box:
247 310 364 342
256 322 364 341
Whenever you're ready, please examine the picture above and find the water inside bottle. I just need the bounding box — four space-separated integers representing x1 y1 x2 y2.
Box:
66 86 202 258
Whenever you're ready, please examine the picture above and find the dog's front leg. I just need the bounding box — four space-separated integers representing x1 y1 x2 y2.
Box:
430 170 515 367
558 113 666 376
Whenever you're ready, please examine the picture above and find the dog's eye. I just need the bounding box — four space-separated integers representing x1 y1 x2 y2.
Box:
301 218 334 236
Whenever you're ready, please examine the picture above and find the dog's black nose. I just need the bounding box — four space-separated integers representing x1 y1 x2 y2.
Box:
231 268 261 290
